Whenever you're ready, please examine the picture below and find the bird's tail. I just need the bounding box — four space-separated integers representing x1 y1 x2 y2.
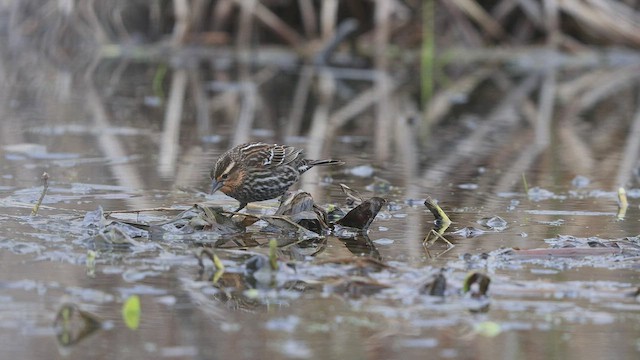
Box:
307 159 345 167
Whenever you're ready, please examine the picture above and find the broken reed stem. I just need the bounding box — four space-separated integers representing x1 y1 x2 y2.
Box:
423 196 453 254
522 173 529 195
423 196 451 228
617 187 628 220
104 207 187 217
30 172 49 216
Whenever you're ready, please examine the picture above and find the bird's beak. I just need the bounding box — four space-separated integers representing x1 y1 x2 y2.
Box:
210 179 224 195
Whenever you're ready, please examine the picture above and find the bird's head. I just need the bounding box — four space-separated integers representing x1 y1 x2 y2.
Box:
210 155 244 195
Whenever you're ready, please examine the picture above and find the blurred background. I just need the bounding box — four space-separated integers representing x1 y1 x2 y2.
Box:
2 0 640 202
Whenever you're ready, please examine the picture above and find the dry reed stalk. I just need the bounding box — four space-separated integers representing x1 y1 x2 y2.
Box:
306 71 335 160
556 122 595 175
535 67 556 148
543 0 559 44
491 0 519 22
111 3 132 42
190 0 209 32
425 68 492 126
614 94 640 187
519 0 544 27
236 0 255 70
159 69 188 177
420 74 540 185
232 83 257 146
232 0 304 49
325 80 399 141
285 65 315 137
174 146 206 188
81 0 109 43
394 106 425 259
558 0 640 46
440 1 485 46
374 0 392 162
300 70 335 200
148 1 163 37
557 69 608 102
172 0 189 45
298 0 317 39
578 65 640 112
320 0 338 40
449 0 505 39
212 0 234 31
189 68 211 135
491 137 541 197
84 61 150 209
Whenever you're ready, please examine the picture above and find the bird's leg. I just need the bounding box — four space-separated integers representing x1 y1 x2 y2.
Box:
234 202 247 212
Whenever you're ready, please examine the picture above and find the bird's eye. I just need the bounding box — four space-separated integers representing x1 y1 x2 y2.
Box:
221 174 229 180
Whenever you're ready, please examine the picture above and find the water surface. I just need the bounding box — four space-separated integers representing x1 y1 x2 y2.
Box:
1 41 640 359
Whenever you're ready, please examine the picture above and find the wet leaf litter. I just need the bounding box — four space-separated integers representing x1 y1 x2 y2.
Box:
10 171 640 349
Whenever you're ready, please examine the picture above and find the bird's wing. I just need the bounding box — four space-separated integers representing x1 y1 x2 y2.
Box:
241 143 303 168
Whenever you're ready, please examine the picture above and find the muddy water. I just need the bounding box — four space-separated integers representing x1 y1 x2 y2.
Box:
1 52 640 359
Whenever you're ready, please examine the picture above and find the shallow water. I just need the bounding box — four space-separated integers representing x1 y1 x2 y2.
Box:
2 44 640 359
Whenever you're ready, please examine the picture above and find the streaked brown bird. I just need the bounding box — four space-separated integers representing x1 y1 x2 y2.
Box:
209 142 344 211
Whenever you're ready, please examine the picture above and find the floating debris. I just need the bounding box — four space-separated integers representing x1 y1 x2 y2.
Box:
462 272 491 298
365 177 392 194
498 234 640 259
93 225 142 250
571 175 591 188
326 204 347 223
452 227 486 238
527 187 558 201
336 197 386 231
423 197 454 255
545 235 640 252
274 191 330 234
536 219 565 226
373 238 394 245
348 164 375 178
156 204 250 235
315 256 392 276
86 250 96 277
420 270 447 297
81 207 148 250
473 321 502 337
339 183 364 205
457 183 478 190
261 215 324 240
53 303 102 347
324 278 390 299
477 216 508 231
83 206 108 229
196 248 226 283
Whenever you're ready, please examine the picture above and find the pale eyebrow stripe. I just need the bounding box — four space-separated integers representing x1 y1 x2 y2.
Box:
222 161 236 175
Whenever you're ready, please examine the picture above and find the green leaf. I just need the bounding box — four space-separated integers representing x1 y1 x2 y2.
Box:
269 239 279 271
474 321 502 337
122 295 141 330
